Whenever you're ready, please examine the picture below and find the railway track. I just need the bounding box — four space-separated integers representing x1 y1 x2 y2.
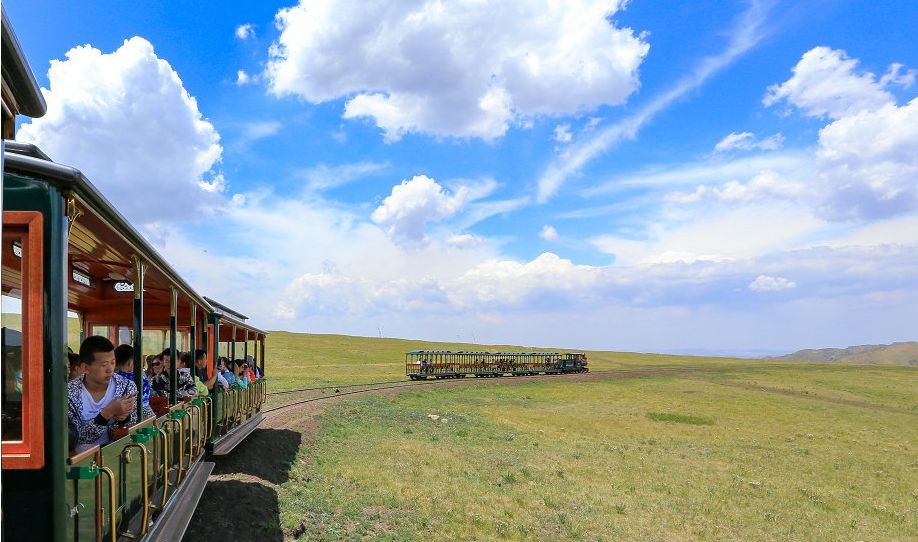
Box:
263 366 737 414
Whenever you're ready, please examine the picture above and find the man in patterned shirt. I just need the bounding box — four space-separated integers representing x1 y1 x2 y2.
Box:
67 336 136 450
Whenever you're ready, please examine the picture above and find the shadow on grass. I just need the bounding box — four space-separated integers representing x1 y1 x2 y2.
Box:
211 428 302 484
183 480 282 542
184 428 303 541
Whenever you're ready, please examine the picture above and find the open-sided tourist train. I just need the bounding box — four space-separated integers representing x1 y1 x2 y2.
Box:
406 350 588 379
1 10 267 541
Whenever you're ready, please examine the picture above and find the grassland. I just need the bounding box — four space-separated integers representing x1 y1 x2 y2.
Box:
273 368 916 541
226 332 918 541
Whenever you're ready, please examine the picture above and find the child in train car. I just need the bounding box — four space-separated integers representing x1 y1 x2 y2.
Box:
218 357 235 386
243 359 256 383
113 344 155 419
67 336 137 451
231 359 249 389
67 351 83 381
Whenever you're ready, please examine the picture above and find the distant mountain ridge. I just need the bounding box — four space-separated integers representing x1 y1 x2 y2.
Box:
776 342 918 365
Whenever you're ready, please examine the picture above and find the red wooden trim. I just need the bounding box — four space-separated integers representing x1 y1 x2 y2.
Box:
207 323 215 376
2 211 45 469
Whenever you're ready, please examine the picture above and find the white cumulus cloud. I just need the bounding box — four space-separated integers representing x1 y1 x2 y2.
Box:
764 46 915 120
815 98 918 220
266 0 648 141
539 225 559 241
371 175 470 246
749 275 796 292
236 70 253 85
235 23 255 40
765 47 918 220
17 37 224 224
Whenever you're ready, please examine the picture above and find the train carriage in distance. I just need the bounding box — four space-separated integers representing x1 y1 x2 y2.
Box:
406 350 588 380
1 11 267 540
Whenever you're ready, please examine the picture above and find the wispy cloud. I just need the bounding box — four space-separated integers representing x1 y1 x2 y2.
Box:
536 0 774 203
584 150 808 196
299 161 390 191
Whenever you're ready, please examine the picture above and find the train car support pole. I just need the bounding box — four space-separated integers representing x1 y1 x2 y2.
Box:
131 255 146 421
243 329 248 362
260 335 265 377
169 287 178 405
231 325 236 361
189 304 196 371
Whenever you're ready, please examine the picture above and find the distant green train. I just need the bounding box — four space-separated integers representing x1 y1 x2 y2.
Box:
406 350 588 379
2 9 266 541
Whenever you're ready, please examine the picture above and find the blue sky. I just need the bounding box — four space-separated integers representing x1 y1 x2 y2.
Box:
9 0 918 354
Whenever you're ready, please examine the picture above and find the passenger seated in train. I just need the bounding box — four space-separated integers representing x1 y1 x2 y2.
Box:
145 354 162 380
243 359 256 382
193 349 228 390
113 344 155 419
245 355 261 378
216 357 232 385
67 350 83 381
150 348 180 397
67 336 137 450
230 359 249 388
175 353 198 399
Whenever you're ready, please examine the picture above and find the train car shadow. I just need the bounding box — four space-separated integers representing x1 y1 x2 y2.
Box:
184 429 302 541
211 428 302 484
183 480 282 542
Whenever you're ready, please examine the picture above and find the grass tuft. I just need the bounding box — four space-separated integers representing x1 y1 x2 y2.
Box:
647 411 715 425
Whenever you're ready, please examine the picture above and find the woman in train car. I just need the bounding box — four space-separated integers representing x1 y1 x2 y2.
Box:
145 353 161 379
231 359 249 388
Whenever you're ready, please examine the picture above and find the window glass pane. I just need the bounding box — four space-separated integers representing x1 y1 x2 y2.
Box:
117 326 132 347
2 234 25 442
141 329 166 356
91 325 110 340
66 310 81 352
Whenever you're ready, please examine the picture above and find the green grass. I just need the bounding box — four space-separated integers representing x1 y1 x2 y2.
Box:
647 412 715 425
271 362 917 541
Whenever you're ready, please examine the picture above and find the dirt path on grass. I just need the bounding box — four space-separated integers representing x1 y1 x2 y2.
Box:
181 366 725 541
695 377 916 415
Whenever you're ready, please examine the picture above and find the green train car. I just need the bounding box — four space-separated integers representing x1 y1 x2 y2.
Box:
406 350 589 379
1 9 267 541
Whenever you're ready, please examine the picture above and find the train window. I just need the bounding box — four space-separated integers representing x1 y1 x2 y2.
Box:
141 329 167 355
91 324 111 341
1 212 45 469
2 292 23 442
118 326 132 346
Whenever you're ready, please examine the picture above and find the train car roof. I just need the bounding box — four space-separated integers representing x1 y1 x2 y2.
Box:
1 8 46 118
407 350 562 355
3 141 212 321
204 296 249 321
216 312 268 338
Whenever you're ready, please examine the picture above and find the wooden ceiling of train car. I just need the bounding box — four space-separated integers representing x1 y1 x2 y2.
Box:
66 197 201 327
